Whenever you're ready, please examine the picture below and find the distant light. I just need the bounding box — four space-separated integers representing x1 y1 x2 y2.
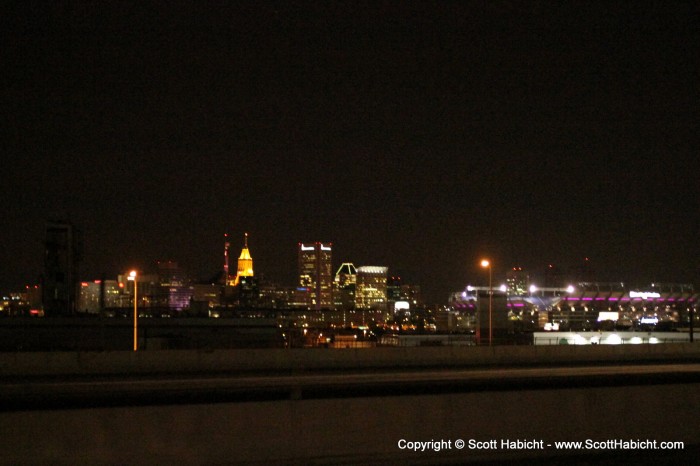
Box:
529 284 538 293
598 311 619 322
499 284 507 292
630 291 661 299
566 285 575 293
466 286 474 292
394 301 410 311
480 259 490 268
573 334 587 345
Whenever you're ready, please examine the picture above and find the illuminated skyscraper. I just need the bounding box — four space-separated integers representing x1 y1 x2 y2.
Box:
387 276 423 310
506 267 529 296
356 266 388 311
333 262 357 310
221 233 259 309
234 233 254 286
298 242 333 310
78 280 121 314
156 260 192 312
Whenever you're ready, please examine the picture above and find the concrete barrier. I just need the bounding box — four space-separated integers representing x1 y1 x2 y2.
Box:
2 343 700 378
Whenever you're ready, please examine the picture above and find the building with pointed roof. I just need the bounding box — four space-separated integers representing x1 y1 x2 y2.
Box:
233 233 254 286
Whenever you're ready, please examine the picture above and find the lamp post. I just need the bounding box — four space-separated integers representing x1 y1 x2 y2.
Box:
480 259 492 346
128 270 138 351
690 305 694 343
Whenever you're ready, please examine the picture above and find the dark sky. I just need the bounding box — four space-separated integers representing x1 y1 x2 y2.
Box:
2 1 699 303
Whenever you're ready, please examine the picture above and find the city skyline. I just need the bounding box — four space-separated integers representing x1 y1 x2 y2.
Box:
4 220 695 305
3 3 698 304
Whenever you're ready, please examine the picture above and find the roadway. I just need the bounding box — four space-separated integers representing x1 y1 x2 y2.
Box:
3 346 700 464
4 362 700 411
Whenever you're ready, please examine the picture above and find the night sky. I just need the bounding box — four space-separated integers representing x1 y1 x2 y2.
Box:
3 2 699 303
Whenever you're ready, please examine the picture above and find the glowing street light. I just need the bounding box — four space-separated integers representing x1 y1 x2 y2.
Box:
480 259 492 346
128 270 138 351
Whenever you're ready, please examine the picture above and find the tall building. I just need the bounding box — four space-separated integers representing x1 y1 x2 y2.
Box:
298 242 333 310
42 218 81 316
387 275 423 310
355 266 388 311
221 233 259 309
506 267 529 296
78 279 121 314
333 262 357 310
156 260 192 312
234 233 254 286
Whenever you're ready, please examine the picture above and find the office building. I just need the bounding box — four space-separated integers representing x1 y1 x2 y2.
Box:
298 242 333 310
42 218 81 316
387 276 423 310
506 267 529 296
355 266 388 311
333 262 357 310
156 260 192 312
78 280 121 314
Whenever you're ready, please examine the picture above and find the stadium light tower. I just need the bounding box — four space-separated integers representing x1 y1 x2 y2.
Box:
480 259 492 346
128 270 138 351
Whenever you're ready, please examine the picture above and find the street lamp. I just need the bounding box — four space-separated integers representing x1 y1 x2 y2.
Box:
128 270 138 351
480 259 492 346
